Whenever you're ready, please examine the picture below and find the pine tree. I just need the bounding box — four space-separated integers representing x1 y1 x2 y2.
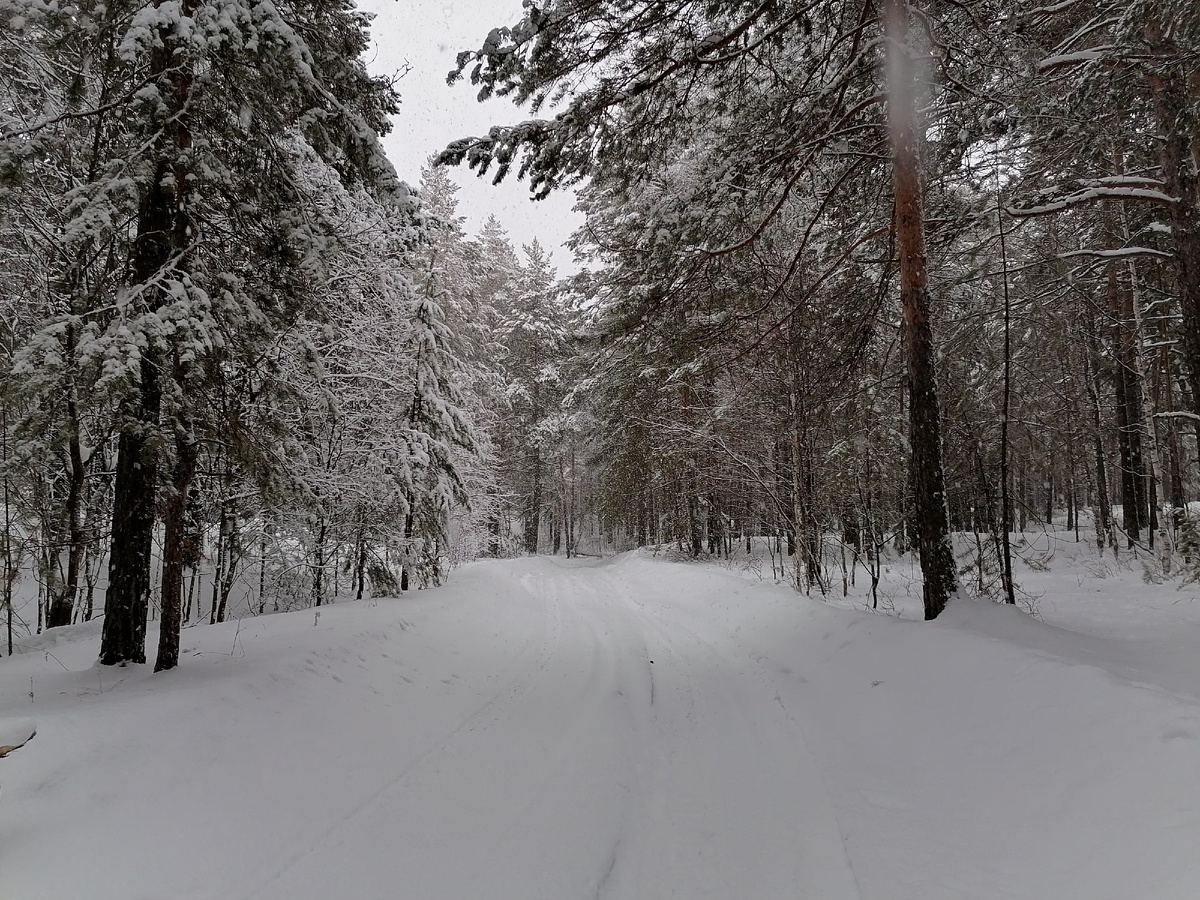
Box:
440 0 1020 614
416 164 507 566
2 0 415 665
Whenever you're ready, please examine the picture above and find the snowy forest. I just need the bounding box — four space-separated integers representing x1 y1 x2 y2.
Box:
5 1 1200 898
3 0 1200 661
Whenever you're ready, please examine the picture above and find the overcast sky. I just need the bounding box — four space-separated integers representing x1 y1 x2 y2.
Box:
356 0 584 272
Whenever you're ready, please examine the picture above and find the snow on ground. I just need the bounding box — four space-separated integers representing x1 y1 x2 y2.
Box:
3 539 1200 899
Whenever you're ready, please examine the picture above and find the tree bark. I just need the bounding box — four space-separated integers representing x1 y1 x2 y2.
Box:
100 355 161 665
524 446 542 554
997 189 1016 605
100 24 190 664
3 402 13 655
215 503 239 623
1107 251 1147 544
152 40 196 669
47 329 86 629
886 0 957 620
155 402 196 672
400 509 414 591
312 514 326 606
258 527 269 614
355 524 367 601
789 393 821 592
1082 307 1113 551
1146 35 1200 450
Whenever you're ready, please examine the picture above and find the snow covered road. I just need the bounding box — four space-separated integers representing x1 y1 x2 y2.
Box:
4 552 1200 899
235 557 860 900
0 556 861 900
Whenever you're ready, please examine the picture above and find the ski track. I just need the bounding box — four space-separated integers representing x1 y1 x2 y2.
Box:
236 557 859 900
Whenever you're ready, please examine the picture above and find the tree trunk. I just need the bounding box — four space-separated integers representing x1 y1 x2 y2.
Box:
637 492 649 547
1083 308 1113 551
3 402 13 656
153 44 196 667
886 0 957 620
209 503 226 624
186 564 197 623
486 484 501 556
312 515 326 606
100 21 191 664
155 404 197 672
100 357 161 666
689 490 704 558
400 509 414 591
775 437 796 557
84 542 98 623
707 495 723 557
355 524 367 601
1018 462 1028 532
524 447 542 554
1162 347 1186 531
48 325 86 629
1147 38 1200 453
1044 470 1053 526
1108 250 1147 544
997 189 1016 605
1122 234 1168 555
789 391 821 593
215 504 239 623
258 526 269 614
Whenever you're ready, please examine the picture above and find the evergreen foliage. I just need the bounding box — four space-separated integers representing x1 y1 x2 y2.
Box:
4 0 1200 654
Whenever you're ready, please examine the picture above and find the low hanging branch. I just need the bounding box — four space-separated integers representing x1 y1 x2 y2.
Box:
1009 177 1177 218
1058 247 1174 261
1154 410 1200 423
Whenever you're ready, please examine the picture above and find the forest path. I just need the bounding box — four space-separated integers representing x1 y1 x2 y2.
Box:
239 555 861 900
9 552 1200 899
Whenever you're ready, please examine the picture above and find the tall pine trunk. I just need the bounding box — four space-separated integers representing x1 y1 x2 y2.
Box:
1147 29 1200 455
1107 247 1148 544
886 0 957 620
152 42 196 670
1082 307 1114 552
100 358 161 665
997 191 1016 605
99 25 190 665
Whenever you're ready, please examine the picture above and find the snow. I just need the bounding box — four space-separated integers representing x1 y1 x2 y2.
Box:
1009 185 1177 217
4 542 1200 898
1059 247 1173 261
1036 47 1114 70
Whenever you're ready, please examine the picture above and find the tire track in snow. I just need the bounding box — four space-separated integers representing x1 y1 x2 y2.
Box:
528 561 654 900
234 556 860 900
592 563 863 900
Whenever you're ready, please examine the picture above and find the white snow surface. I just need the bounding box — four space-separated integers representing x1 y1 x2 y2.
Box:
4 548 1200 899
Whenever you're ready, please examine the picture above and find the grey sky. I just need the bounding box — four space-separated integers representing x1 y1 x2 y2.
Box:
357 0 584 272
